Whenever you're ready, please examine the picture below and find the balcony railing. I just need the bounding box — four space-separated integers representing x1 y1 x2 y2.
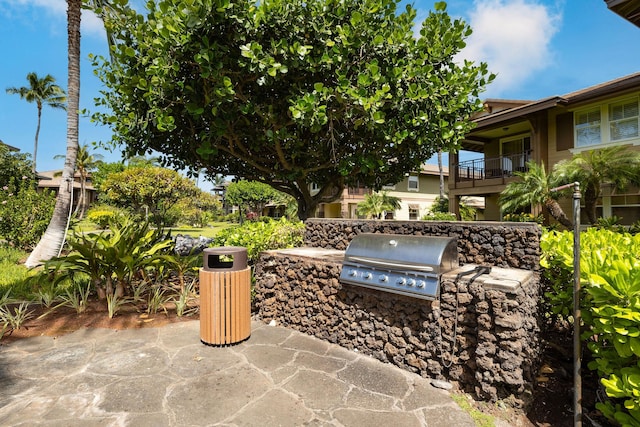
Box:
454 152 530 184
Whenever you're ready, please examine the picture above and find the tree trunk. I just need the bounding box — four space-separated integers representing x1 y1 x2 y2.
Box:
296 196 319 221
438 150 445 201
73 174 86 219
544 198 573 229
584 185 599 225
25 0 81 267
33 104 42 174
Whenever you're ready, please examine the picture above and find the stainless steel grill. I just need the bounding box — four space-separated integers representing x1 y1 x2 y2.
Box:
339 233 458 300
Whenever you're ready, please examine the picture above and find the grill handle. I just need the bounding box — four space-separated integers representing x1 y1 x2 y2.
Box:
347 256 434 272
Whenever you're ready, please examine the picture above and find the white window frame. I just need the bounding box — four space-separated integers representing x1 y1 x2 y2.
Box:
610 98 639 142
407 176 419 192
572 95 640 152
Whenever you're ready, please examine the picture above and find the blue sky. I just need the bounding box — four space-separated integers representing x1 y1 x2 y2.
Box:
1 0 639 187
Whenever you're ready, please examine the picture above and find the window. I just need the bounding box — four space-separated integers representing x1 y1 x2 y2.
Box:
408 176 419 191
574 97 640 148
500 134 531 171
610 99 639 141
409 205 419 220
575 108 601 147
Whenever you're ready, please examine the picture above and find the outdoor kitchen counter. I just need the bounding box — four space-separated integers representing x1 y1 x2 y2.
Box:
254 247 541 404
270 247 345 263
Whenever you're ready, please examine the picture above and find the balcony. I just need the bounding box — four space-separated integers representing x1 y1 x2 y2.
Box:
453 152 530 187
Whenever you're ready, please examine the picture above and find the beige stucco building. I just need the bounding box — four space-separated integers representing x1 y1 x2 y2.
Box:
449 72 640 225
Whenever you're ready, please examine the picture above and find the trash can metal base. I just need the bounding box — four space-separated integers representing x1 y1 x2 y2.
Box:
199 267 251 346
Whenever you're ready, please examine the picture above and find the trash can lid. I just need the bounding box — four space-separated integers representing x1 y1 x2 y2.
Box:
202 246 248 271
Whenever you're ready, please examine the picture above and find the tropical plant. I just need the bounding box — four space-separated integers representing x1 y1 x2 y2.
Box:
356 191 401 219
25 0 81 267
554 146 640 225
33 218 175 301
595 215 625 232
540 229 640 425
174 280 199 317
5 72 66 173
57 280 92 315
90 0 493 219
500 161 573 228
54 144 104 219
0 302 35 334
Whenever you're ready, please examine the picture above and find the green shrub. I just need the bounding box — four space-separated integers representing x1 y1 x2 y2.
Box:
503 212 544 224
213 217 304 264
0 180 55 249
85 204 128 229
421 212 456 221
595 215 625 233
33 218 176 299
541 228 640 425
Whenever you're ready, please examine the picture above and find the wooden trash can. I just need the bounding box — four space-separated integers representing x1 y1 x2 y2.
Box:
199 246 251 346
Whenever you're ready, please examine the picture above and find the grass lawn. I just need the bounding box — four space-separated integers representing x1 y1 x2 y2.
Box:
169 222 232 239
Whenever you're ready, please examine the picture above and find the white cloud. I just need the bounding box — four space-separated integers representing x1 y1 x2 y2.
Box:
0 0 106 38
459 0 561 98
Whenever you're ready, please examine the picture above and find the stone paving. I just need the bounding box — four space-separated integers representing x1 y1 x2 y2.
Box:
0 320 475 426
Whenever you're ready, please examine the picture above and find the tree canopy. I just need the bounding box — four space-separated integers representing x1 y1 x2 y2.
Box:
91 0 493 219
499 161 572 228
101 166 199 225
225 180 282 219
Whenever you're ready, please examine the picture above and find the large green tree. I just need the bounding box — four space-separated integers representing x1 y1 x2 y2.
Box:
101 166 199 225
91 0 493 219
554 146 640 224
6 72 67 173
225 180 281 220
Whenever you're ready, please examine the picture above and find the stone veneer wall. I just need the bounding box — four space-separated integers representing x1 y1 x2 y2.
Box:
253 220 542 403
303 219 541 270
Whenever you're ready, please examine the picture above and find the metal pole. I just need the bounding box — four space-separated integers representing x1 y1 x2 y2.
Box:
550 181 582 426
572 182 582 427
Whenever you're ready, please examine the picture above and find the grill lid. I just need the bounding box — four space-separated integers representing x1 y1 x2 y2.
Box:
339 233 458 300
343 233 458 271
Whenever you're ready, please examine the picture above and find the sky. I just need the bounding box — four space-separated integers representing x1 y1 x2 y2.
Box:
1 0 639 190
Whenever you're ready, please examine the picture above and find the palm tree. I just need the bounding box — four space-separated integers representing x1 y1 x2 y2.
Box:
357 191 402 219
6 72 67 173
500 161 573 228
554 146 640 224
26 0 82 267
54 144 104 219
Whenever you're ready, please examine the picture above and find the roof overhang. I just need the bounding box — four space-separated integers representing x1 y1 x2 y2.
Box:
606 0 640 27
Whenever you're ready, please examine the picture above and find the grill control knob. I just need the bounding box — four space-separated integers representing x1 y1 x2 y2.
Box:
396 278 406 285
417 280 426 288
364 272 373 280
407 278 416 287
379 275 388 283
349 269 357 277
